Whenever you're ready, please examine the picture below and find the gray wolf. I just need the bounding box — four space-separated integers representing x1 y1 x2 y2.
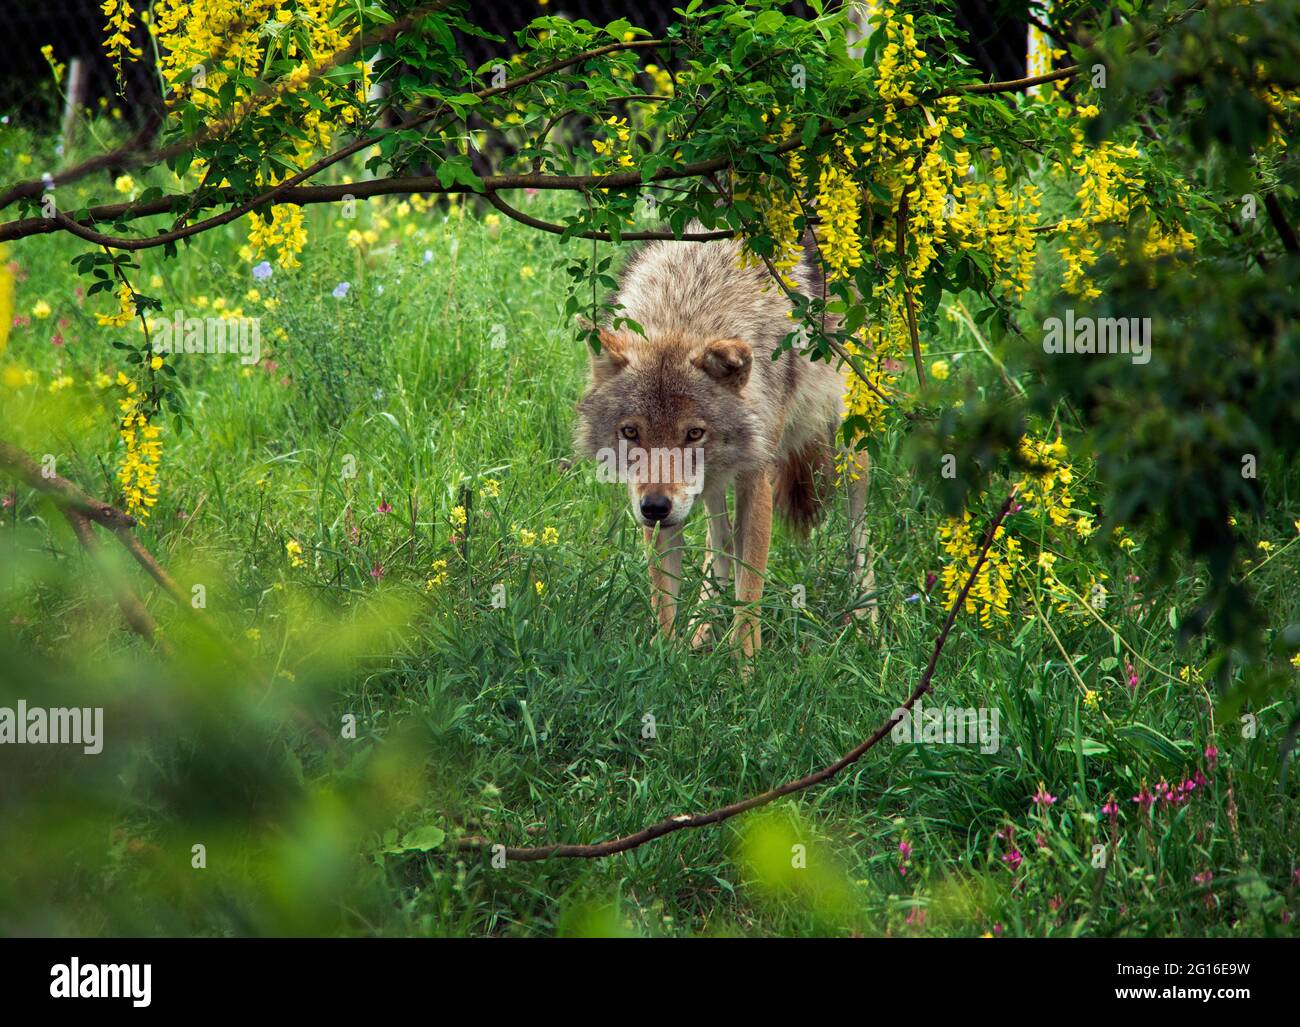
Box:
575 228 877 657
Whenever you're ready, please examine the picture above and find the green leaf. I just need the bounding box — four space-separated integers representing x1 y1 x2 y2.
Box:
1115 723 1190 766
435 156 484 192
1056 737 1111 757
382 825 446 854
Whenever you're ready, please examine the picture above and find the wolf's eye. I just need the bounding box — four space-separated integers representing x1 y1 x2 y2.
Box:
685 427 706 442
620 425 638 441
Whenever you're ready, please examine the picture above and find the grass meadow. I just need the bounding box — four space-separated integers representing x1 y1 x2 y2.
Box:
2 134 1298 938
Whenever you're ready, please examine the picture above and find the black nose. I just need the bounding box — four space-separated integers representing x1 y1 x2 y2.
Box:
640 494 672 523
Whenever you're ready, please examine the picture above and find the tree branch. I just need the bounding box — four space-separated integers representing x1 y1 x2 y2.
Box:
0 440 137 530
0 60 1093 249
1263 191 1299 253
483 189 733 242
61 506 169 652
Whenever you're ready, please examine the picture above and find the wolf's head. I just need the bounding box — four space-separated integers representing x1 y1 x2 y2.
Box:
575 327 766 527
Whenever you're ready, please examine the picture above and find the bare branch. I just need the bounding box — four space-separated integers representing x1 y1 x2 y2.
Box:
483 189 733 242
0 440 137 530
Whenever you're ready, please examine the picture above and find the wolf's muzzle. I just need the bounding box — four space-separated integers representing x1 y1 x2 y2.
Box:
639 493 673 524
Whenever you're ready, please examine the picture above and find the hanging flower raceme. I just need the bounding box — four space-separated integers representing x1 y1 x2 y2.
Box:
934 435 1117 629
114 374 162 523
0 246 12 355
816 147 864 280
140 0 366 268
1050 99 1198 298
937 510 1022 628
737 110 807 277
100 0 143 82
95 284 137 329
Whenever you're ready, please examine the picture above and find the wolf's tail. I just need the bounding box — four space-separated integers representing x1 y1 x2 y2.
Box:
773 440 834 536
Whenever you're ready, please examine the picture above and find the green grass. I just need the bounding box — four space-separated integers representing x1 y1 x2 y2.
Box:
1 135 1298 937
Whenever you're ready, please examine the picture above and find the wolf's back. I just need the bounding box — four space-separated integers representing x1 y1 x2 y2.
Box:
611 226 826 357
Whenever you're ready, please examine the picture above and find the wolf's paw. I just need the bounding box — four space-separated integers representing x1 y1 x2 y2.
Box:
842 603 880 632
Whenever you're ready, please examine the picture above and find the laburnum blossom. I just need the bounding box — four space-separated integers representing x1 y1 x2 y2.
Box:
115 377 161 523
100 0 143 78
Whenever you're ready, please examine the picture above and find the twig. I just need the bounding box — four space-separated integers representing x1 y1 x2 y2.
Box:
483 189 733 242
5 440 204 641
61 506 169 653
1263 192 1298 253
0 440 136 530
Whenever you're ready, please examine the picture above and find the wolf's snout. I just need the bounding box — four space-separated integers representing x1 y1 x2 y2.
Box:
639 493 673 524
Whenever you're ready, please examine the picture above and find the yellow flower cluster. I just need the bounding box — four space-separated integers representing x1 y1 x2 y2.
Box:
591 116 635 168
643 63 675 98
760 156 807 274
740 111 807 275
3 366 37 389
1015 435 1076 529
0 247 12 355
95 284 137 328
938 511 1021 627
1025 13 1054 85
946 155 1043 297
513 524 560 546
936 435 1107 628
1052 101 1196 298
41 44 67 85
816 146 864 280
425 559 448 591
840 291 909 446
100 0 142 78
144 0 364 267
115 374 161 522
247 201 309 270
874 3 926 105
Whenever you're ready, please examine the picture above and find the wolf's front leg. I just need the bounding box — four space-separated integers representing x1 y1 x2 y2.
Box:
688 492 733 650
845 447 878 628
733 469 773 659
645 522 684 638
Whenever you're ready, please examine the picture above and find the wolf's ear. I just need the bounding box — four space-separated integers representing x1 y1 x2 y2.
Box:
692 338 752 389
585 326 629 382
